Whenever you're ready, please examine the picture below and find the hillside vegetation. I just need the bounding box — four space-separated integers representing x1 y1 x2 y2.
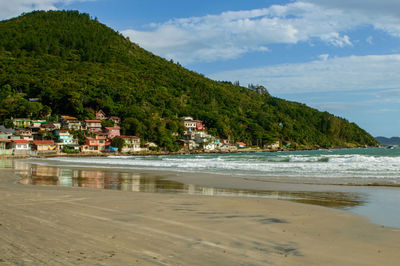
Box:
0 11 378 150
375 137 400 146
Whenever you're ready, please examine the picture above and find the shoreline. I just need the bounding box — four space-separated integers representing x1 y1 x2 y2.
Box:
12 158 400 228
0 144 381 159
1 167 400 265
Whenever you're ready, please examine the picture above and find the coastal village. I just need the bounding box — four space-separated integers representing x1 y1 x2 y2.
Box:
0 110 274 156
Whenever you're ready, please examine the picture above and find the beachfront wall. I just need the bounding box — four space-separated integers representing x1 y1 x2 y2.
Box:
0 140 12 155
0 149 13 155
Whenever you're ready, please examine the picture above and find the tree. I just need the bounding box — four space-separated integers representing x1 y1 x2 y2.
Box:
101 119 114 128
111 136 125 152
0 10 378 149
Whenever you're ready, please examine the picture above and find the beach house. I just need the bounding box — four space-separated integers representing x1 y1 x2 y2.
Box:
236 142 247 148
265 141 280 150
11 139 31 154
31 120 47 128
0 126 14 137
183 117 197 132
32 140 57 151
54 130 79 150
41 122 60 131
120 136 141 152
196 120 205 131
14 129 33 141
109 116 121 126
12 118 31 128
81 135 106 152
95 110 107 120
61 116 82 130
0 139 12 155
104 127 120 139
85 120 102 132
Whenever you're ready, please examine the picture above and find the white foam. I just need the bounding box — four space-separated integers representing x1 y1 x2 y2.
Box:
33 149 400 184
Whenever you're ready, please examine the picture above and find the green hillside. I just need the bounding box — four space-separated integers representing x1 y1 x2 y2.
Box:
0 10 378 150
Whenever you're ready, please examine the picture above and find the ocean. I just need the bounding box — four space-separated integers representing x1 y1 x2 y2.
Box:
30 147 400 186
6 147 400 228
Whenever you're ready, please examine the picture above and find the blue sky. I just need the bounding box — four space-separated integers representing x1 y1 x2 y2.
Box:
2 0 400 137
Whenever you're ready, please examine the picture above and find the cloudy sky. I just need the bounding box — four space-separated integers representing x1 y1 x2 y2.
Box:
2 0 400 137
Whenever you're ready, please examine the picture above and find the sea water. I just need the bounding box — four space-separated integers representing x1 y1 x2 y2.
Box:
11 147 400 228
33 147 400 186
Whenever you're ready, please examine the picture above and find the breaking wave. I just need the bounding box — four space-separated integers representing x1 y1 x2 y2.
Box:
31 148 400 185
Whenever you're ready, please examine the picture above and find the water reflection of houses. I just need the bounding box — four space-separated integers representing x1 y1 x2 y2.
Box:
13 160 32 178
79 169 106 189
104 171 120 190
0 158 14 169
120 173 141 192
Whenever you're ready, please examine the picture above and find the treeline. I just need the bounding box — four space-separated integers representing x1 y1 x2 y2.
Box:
0 10 378 150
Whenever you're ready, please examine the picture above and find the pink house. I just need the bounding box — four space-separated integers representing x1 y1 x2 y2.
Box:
95 110 107 120
104 127 120 139
82 135 106 151
196 120 205 131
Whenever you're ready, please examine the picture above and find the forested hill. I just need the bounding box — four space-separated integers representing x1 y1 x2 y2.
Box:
0 10 378 150
375 137 400 146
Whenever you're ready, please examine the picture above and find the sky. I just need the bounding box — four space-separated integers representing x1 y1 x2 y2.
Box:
1 0 400 137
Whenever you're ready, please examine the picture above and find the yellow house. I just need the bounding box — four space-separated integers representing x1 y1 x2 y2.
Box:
33 140 57 151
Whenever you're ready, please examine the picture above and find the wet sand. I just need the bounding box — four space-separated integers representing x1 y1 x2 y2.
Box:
1 169 400 265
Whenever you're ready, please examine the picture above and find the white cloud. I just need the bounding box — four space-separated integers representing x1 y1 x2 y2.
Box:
306 0 400 18
209 54 400 94
122 1 400 64
0 0 94 21
374 89 400 103
318 54 329 61
122 2 358 63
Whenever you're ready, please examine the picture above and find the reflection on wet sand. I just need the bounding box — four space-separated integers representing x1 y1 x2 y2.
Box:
13 160 366 209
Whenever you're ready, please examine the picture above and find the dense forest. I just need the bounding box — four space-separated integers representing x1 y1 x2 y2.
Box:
0 11 378 150
375 137 400 146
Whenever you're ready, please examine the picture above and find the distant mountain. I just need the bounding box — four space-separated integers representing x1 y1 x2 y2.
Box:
0 10 379 150
375 136 400 146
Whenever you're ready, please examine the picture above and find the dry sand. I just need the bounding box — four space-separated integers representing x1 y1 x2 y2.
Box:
1 169 399 265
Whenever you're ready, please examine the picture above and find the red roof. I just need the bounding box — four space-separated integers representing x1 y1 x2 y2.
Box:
85 120 102 123
237 142 246 145
42 123 55 128
86 136 106 140
120 135 139 139
12 139 29 144
33 140 55 145
105 127 120 130
0 139 11 143
61 115 78 120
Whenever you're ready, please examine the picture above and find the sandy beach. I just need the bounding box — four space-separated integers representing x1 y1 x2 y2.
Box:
1 168 400 265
